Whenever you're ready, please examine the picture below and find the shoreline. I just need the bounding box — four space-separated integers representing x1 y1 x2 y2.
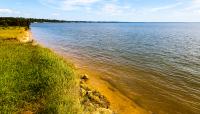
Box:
29 29 150 113
18 22 200 114
51 48 151 114
29 32 115 113
77 68 150 114
0 27 81 113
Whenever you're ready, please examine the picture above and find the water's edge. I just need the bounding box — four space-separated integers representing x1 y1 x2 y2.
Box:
31 23 200 114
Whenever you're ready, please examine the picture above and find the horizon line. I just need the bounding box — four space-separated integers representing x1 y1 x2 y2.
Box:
1 16 200 23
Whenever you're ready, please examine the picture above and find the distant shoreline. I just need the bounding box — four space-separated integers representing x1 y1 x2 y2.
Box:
31 21 200 24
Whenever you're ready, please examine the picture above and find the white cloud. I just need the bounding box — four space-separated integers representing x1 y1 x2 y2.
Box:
38 0 200 22
150 2 182 12
51 13 60 16
185 0 200 10
39 0 135 16
62 0 100 10
40 0 100 11
101 4 133 16
102 4 122 15
192 0 200 4
0 8 20 14
0 8 13 14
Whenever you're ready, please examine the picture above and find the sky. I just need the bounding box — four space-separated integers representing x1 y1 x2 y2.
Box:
0 0 200 22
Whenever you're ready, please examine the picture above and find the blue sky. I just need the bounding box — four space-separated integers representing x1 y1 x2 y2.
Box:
0 0 200 22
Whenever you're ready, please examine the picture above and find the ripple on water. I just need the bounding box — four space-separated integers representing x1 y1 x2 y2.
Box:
31 22 200 114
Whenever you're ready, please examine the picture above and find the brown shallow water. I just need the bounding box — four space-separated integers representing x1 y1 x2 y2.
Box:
55 51 151 114
31 23 200 114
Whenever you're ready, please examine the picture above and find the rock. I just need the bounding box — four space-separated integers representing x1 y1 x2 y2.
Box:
87 91 93 98
80 88 87 97
31 40 38 46
94 108 114 114
80 80 85 84
80 76 113 114
81 74 89 81
80 83 89 90
88 103 95 108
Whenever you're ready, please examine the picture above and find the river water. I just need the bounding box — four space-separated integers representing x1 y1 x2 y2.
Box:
31 23 200 114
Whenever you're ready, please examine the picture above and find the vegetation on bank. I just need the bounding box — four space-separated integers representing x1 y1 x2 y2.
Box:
0 27 27 40
0 17 129 25
0 23 113 113
0 17 30 28
0 17 67 28
0 27 81 113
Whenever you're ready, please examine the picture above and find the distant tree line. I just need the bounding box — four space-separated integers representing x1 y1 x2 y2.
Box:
29 18 67 23
0 17 67 28
0 17 30 28
0 17 128 29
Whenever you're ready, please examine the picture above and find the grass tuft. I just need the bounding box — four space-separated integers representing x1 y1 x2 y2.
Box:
0 30 81 113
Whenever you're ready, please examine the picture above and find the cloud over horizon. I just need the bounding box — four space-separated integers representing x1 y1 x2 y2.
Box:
0 8 21 19
1 0 200 22
39 0 101 11
0 8 20 14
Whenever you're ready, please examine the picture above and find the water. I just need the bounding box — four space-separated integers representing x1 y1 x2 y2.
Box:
31 23 200 114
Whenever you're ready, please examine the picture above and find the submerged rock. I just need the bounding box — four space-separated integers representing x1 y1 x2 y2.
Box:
80 74 113 114
81 84 110 109
31 40 38 46
80 88 87 97
81 74 89 81
94 108 114 114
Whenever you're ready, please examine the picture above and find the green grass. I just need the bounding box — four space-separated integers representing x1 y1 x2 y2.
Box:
0 28 82 113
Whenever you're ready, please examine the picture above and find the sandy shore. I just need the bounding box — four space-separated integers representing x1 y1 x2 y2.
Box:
49 50 151 114
77 68 151 114
19 30 33 43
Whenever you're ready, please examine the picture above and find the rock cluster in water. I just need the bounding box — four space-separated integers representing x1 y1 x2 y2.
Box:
80 74 114 114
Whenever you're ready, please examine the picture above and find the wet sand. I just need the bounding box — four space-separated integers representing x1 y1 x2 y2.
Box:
76 66 151 114
52 51 151 114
